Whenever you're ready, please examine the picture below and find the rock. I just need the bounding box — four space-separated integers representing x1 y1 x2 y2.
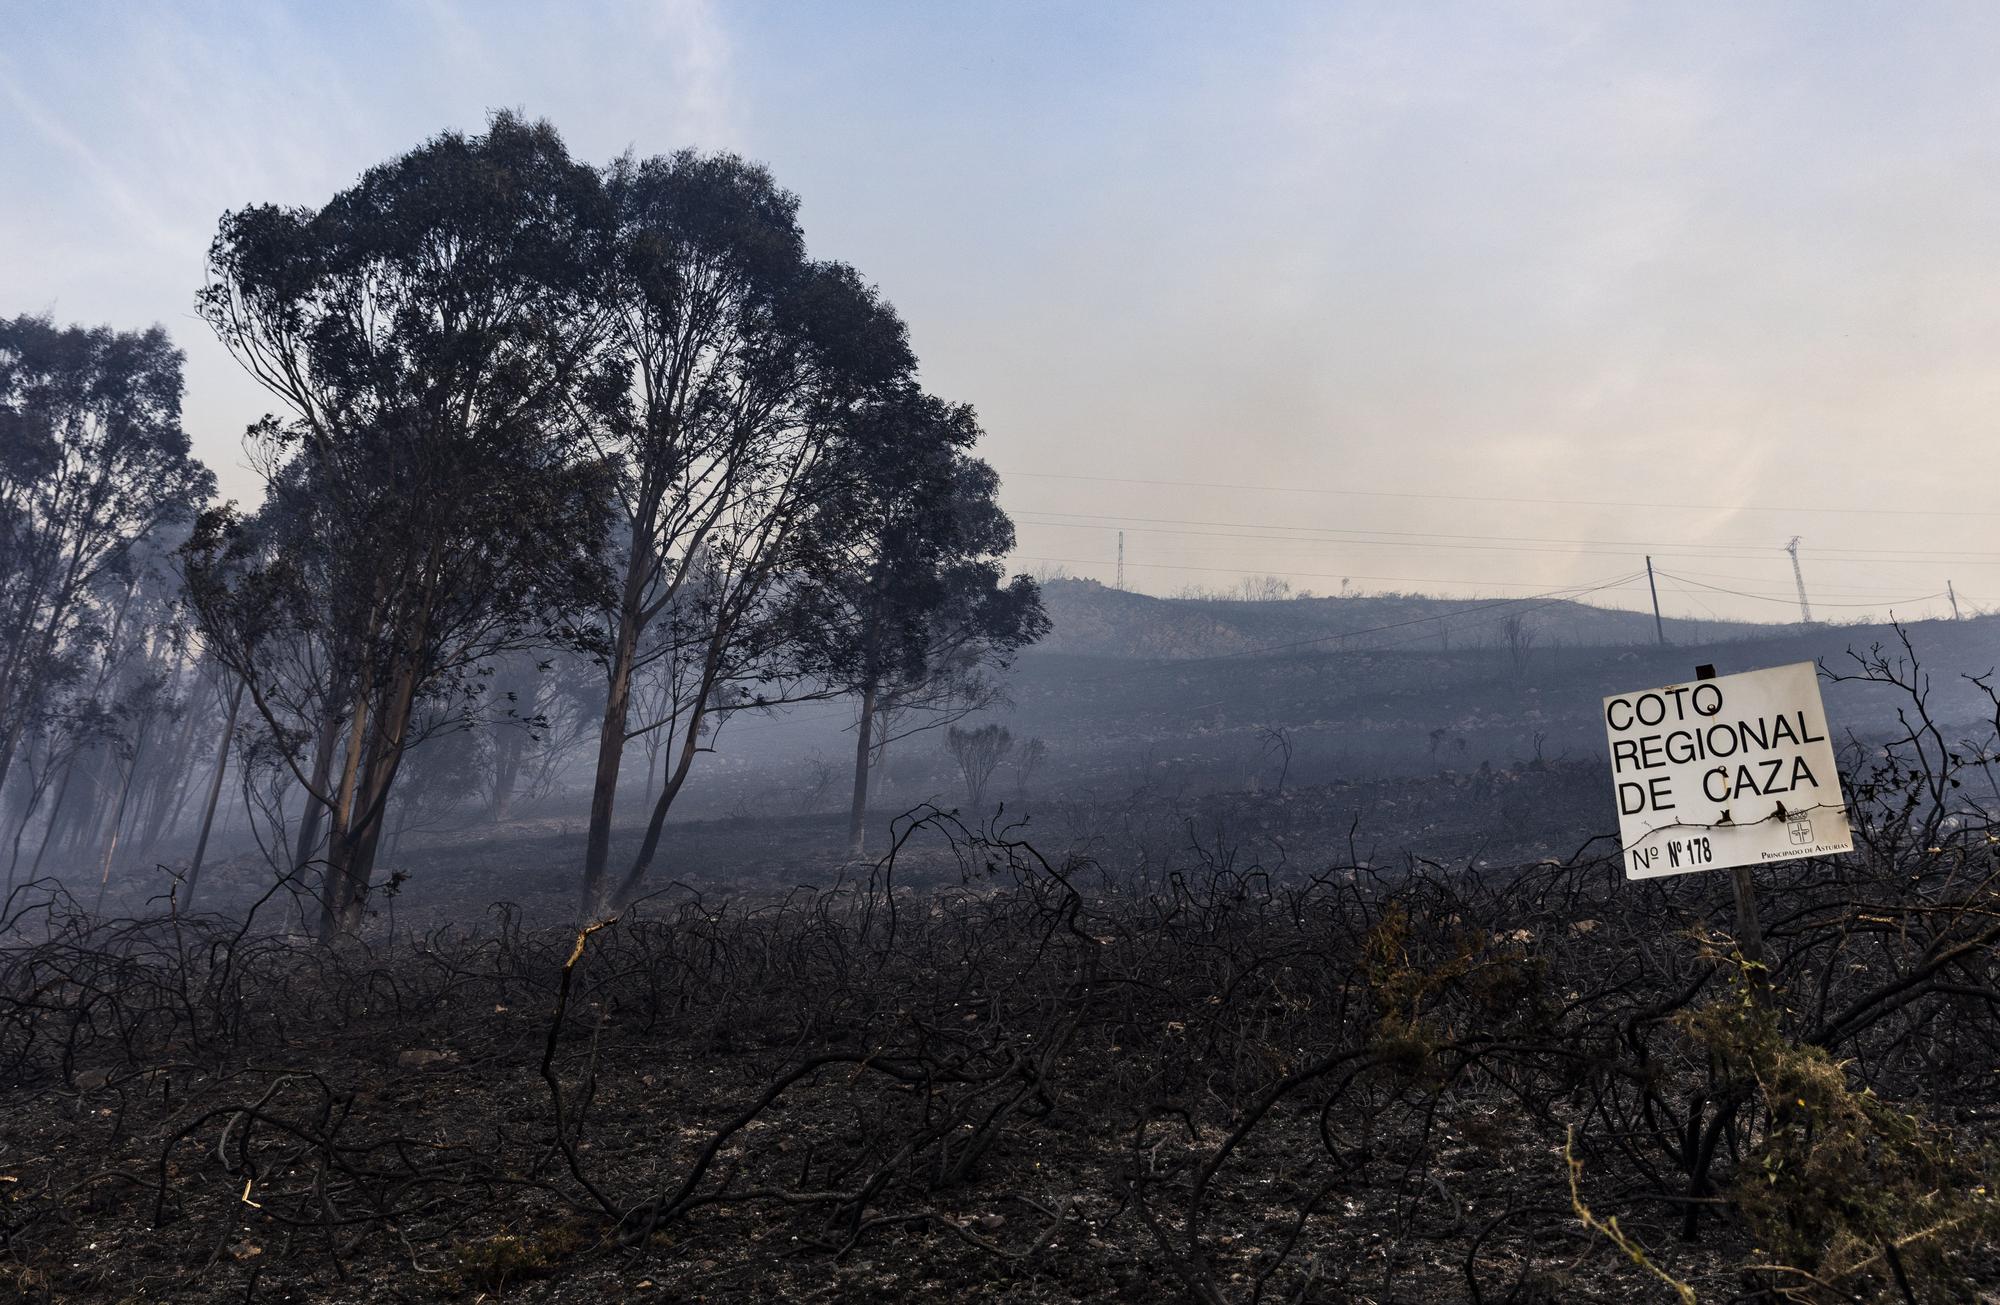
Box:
396 1049 455 1071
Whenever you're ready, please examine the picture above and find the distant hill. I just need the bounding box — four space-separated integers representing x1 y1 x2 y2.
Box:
1034 577 1780 659
996 610 2000 794
675 599 2000 829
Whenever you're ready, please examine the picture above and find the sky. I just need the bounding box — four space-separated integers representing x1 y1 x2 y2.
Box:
6 1 1999 626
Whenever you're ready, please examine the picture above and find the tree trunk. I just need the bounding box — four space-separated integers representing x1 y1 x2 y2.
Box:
329 646 426 936
847 680 877 859
0 650 52 807
4 757 52 895
0 717 26 821
65 748 115 857
609 676 717 910
149 664 218 849
490 741 523 823
387 797 408 862
91 725 149 917
130 667 191 852
292 707 341 888
27 753 76 879
2 571 139 823
180 676 244 914
581 579 644 919
487 657 536 823
317 683 373 942
611 737 693 910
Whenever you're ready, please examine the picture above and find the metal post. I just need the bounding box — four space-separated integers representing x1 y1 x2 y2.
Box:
1785 537 1812 624
1646 556 1665 645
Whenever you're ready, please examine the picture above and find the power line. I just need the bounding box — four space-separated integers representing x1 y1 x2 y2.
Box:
1006 469 2000 520
1651 569 1945 611
1661 570 1727 629
1018 546 1957 626
1017 549 1959 619
1117 571 1651 666
1653 565 1959 596
1015 554 1654 592
1362 585 1670 655
1014 508 2000 562
1011 511 2000 568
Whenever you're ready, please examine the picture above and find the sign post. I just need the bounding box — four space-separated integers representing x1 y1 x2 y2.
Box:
1603 660 1853 986
1698 666 1769 982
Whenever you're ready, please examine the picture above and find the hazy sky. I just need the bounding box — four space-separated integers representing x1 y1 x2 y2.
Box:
7 2 1998 627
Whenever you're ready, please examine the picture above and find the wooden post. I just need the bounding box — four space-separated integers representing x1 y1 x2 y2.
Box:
1699 663 1767 996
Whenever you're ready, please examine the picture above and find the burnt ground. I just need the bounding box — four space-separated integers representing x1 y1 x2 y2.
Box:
0 1011 1755 1304
165 761 1621 933
9 756 2000 1303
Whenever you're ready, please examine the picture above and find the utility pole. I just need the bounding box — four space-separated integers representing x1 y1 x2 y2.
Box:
1948 579 1961 620
1116 531 1124 591
1785 537 1813 624
1645 555 1666 645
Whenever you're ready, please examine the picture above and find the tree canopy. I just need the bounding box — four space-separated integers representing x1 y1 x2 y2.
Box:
193 111 621 936
0 315 213 806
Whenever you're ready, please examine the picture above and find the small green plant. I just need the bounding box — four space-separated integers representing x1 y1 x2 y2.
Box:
1361 900 1540 1078
1362 902 1447 1077
1681 960 2000 1301
450 1219 590 1292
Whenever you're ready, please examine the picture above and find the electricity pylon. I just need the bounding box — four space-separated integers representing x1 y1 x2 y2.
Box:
1785 537 1812 624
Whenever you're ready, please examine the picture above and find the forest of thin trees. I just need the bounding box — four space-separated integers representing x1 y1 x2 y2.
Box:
0 112 1046 940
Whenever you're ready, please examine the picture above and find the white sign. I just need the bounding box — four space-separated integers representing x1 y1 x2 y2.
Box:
1604 661 1852 879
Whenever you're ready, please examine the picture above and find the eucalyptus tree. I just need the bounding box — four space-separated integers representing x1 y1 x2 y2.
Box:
76 536 195 877
180 457 350 904
579 149 912 916
3 694 111 892
480 648 599 824
0 315 212 811
788 387 1047 855
5 533 192 893
194 113 618 938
